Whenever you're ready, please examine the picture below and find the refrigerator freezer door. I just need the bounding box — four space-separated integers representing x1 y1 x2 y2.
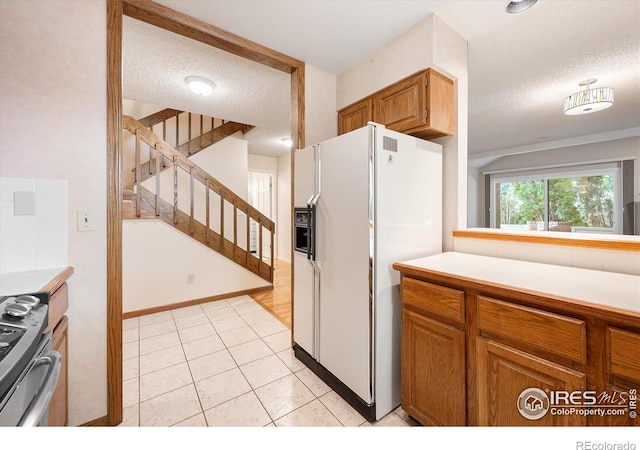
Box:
293 146 317 357
316 126 374 404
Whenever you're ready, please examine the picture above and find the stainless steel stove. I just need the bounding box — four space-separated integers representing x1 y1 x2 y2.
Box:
0 292 61 426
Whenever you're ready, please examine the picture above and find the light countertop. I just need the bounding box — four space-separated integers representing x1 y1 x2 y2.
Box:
394 252 640 314
0 267 72 296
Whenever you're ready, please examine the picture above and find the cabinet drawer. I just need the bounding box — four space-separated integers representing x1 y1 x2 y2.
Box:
402 277 465 324
45 282 69 334
45 283 69 333
477 296 586 363
607 327 640 382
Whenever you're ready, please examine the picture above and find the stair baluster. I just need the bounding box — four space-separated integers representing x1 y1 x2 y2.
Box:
173 155 178 225
135 129 141 218
155 143 161 216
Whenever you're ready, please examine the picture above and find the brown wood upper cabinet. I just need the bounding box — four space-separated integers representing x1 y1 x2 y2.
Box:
338 68 454 139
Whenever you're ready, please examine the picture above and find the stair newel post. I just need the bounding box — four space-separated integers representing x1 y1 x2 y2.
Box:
135 129 141 218
173 156 178 225
189 167 195 234
220 190 224 253
205 178 210 244
154 143 161 216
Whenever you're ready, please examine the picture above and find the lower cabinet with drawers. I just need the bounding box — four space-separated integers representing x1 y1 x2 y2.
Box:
394 254 640 427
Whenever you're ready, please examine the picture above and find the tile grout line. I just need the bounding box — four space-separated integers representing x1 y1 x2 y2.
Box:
125 297 417 427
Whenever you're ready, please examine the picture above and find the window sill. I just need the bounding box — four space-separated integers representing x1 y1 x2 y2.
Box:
453 228 640 252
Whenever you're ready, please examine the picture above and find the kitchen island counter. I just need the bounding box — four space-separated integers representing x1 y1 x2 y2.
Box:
393 251 640 317
393 252 639 426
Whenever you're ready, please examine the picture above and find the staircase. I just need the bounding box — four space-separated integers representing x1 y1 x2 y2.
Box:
122 111 274 283
131 109 254 184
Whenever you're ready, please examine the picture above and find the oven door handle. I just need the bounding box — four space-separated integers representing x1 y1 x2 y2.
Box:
17 350 62 427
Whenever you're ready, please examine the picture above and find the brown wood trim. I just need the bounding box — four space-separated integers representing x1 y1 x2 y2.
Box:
108 0 304 427
106 0 124 427
289 65 304 346
40 267 74 294
137 108 181 128
121 0 303 73
80 415 110 427
453 229 640 252
122 285 273 319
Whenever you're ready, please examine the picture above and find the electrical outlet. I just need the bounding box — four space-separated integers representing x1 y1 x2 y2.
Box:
187 273 194 284
77 210 95 231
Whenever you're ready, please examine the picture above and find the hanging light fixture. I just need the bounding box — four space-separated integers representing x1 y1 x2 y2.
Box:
506 0 538 14
564 78 614 115
185 76 215 96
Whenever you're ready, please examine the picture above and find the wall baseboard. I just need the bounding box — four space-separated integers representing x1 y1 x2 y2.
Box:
122 285 273 319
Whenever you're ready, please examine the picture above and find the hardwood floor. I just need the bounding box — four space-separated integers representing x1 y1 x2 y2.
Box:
250 259 291 328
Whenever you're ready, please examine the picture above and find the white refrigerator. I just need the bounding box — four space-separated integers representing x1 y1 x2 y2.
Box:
293 123 442 421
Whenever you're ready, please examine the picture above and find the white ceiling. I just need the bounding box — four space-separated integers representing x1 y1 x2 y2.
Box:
123 0 640 163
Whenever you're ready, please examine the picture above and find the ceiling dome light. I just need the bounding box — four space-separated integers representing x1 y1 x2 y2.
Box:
506 0 538 14
281 137 293 147
185 76 215 96
564 78 614 115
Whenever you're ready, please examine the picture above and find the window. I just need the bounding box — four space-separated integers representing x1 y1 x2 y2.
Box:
490 165 621 234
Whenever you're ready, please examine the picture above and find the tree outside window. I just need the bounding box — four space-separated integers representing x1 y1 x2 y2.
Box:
495 174 615 233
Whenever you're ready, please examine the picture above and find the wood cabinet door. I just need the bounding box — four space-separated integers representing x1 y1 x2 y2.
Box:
373 72 425 132
48 315 68 426
477 338 586 426
401 308 466 426
338 98 372 135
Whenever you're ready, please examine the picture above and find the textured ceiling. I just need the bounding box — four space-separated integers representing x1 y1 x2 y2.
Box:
468 0 640 163
122 16 292 157
124 0 640 162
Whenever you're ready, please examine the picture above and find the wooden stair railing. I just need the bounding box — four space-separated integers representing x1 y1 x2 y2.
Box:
134 108 254 183
123 115 274 283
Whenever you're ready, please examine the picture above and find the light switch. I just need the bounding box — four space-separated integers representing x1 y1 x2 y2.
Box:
77 210 95 231
14 191 35 216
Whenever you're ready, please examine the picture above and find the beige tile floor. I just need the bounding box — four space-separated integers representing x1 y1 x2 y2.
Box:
120 295 419 427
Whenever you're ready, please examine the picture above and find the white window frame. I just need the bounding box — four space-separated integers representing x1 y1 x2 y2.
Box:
490 165 622 234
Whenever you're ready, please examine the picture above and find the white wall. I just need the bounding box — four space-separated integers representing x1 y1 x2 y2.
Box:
305 64 338 145
277 152 291 262
122 220 269 312
0 177 67 272
337 14 468 251
0 0 107 425
454 234 640 276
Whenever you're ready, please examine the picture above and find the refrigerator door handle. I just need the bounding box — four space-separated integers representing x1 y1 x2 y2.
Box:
307 144 321 262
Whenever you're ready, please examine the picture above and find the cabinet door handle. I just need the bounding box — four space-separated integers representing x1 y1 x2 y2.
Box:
424 109 429 120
